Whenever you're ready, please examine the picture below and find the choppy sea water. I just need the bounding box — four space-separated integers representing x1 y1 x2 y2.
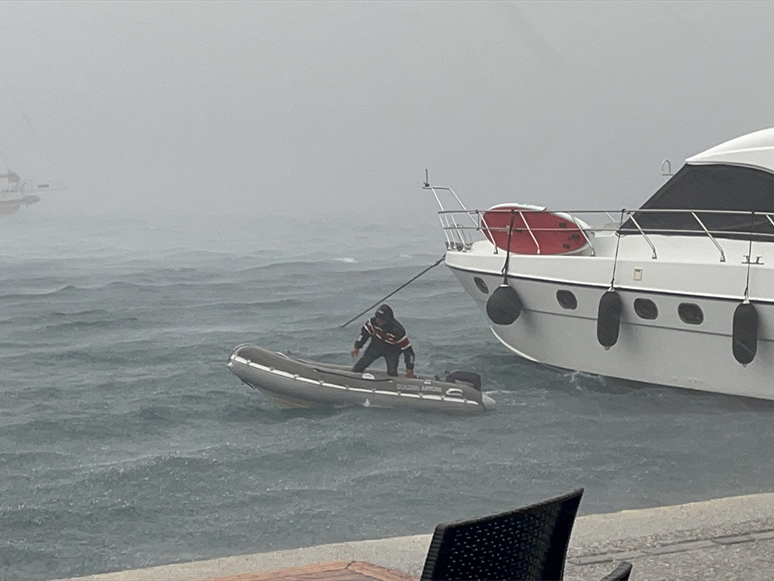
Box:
2 206 774 581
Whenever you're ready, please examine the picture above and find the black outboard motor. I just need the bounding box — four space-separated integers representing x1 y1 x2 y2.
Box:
445 370 482 391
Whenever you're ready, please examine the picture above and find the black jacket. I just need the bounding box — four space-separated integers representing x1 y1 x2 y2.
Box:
354 316 415 370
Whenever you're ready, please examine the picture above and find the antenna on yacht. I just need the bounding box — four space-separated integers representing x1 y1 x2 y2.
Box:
423 169 430 188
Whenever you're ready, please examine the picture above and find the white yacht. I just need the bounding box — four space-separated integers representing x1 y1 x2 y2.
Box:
0 169 42 215
0 169 24 214
429 127 774 401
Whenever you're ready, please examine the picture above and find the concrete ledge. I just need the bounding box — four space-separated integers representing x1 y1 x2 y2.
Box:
57 492 774 581
570 492 774 544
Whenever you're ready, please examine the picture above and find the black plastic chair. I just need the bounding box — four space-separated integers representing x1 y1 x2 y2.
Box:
420 489 633 581
599 561 633 581
420 488 584 580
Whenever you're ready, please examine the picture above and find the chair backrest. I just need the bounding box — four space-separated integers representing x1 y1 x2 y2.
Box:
420 488 584 581
599 561 633 581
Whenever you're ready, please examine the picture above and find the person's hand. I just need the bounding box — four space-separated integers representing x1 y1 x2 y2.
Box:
406 369 415 378
350 347 359 358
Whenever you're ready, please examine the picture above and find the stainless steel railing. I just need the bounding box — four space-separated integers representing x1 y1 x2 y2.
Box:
425 184 774 262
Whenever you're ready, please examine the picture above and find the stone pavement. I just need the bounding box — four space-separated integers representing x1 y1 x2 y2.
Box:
564 493 774 580
58 493 774 581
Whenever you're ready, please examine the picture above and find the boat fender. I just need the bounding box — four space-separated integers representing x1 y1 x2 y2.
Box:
486 284 522 325
597 290 621 348
733 302 758 365
445 370 482 391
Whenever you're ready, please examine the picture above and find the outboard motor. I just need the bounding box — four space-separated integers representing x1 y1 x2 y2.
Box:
733 302 758 365
597 290 621 348
486 284 522 325
445 370 482 391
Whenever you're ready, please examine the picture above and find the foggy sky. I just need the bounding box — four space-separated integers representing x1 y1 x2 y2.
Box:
1 1 773 220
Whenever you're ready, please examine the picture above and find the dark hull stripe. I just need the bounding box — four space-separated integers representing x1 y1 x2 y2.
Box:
446 262 774 305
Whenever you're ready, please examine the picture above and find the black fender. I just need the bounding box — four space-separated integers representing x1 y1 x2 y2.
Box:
733 302 758 365
597 290 621 347
486 284 522 325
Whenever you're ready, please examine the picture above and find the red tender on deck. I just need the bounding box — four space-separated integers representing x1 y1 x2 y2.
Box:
482 205 589 255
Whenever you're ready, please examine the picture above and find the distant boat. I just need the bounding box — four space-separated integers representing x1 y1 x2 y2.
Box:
0 73 68 214
0 169 25 215
0 168 60 215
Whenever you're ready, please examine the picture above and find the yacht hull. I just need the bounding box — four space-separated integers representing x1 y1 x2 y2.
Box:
429 125 774 402
446 235 774 401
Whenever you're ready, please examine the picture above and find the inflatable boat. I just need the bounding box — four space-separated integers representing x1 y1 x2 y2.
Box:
227 344 495 414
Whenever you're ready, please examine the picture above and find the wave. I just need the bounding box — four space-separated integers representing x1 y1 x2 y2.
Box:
0 285 79 301
0 451 71 471
4 215 774 581
50 309 113 318
211 298 306 311
43 317 142 332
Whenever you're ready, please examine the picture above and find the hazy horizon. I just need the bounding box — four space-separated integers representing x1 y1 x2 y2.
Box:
2 1 774 221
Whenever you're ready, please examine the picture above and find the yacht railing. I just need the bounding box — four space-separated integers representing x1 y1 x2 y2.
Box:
425 184 774 262
427 185 480 251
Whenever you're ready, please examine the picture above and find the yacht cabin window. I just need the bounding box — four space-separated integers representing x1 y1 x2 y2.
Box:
473 277 489 294
556 290 577 310
621 163 774 240
634 298 658 320
678 303 704 325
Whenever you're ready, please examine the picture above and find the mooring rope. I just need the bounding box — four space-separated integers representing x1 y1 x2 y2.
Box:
340 255 446 328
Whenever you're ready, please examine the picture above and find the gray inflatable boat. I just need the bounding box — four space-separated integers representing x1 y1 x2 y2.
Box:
227 344 495 414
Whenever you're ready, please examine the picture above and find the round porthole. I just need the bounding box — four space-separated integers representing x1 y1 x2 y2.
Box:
634 298 658 320
556 290 577 310
474 277 489 294
678 303 703 325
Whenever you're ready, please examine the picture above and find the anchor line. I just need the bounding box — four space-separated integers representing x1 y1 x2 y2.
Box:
340 256 446 328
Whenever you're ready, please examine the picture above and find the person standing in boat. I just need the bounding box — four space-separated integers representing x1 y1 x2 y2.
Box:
351 304 415 378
